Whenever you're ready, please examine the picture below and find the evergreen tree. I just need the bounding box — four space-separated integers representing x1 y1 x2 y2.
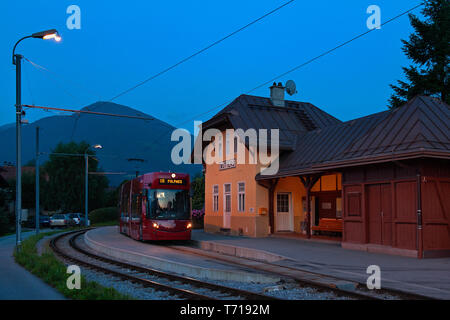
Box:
389 0 449 108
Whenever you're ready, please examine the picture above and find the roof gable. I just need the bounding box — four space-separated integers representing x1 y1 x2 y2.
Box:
205 94 341 150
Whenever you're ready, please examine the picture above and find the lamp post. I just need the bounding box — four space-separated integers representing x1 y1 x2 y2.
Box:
84 144 102 226
12 29 61 249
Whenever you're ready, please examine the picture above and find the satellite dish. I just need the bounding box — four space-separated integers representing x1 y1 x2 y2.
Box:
285 80 297 96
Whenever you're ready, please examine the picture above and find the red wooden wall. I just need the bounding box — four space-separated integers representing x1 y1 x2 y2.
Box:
341 159 450 257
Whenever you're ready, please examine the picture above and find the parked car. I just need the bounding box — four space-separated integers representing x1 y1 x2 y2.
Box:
67 213 83 226
24 215 51 228
49 214 69 228
39 215 51 228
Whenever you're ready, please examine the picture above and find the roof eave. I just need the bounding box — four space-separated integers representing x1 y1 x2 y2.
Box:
255 149 450 180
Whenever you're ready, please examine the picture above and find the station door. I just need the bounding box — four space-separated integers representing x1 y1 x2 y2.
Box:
367 184 393 246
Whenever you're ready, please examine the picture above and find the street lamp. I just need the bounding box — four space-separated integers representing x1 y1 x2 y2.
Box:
85 144 102 226
12 29 61 249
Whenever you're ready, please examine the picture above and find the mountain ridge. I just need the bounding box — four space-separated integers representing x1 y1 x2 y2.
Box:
0 101 201 186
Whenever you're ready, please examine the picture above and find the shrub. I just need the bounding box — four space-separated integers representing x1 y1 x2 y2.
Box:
192 208 205 220
89 207 117 224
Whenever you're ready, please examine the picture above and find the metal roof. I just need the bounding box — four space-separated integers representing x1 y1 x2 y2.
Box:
203 94 341 150
257 96 450 179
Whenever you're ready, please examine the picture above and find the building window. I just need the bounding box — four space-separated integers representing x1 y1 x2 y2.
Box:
238 182 245 212
277 193 289 213
226 131 231 156
234 136 238 153
224 183 231 213
336 197 342 218
213 185 219 212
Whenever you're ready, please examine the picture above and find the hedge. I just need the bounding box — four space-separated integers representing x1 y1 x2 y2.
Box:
89 207 117 224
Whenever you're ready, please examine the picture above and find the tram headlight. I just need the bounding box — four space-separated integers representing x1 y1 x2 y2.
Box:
152 222 159 229
186 222 192 229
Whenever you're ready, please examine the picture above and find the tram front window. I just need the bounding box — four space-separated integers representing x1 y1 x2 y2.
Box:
147 189 190 220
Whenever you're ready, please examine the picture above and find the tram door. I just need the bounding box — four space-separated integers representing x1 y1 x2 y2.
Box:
130 193 143 240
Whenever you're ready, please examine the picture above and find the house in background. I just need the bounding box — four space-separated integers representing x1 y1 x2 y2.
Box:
198 83 450 259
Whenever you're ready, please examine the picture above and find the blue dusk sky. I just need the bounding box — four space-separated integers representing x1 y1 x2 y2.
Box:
1 0 422 132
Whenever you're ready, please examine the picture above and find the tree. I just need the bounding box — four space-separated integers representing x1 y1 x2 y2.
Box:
191 173 205 210
0 189 14 236
389 0 449 108
7 172 37 210
42 141 109 213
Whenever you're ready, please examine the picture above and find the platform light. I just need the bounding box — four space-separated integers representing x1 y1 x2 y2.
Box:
31 29 62 42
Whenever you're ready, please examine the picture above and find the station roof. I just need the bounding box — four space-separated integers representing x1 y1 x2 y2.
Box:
256 95 450 179
202 94 341 150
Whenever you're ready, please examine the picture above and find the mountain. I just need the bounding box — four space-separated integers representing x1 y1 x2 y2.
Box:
0 101 201 186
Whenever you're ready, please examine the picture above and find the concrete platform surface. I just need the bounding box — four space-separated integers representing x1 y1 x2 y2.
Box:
85 227 280 283
0 231 65 300
191 230 450 299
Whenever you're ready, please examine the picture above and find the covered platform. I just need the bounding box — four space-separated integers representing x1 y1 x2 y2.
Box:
86 227 449 299
190 229 450 299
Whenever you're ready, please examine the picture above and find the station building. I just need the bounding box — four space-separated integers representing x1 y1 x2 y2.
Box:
199 84 450 258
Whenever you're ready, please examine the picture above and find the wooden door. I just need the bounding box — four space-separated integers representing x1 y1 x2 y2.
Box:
276 193 292 232
367 184 392 246
367 185 382 244
380 184 393 246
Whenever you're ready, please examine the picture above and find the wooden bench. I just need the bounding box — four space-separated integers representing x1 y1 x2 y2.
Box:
312 218 343 234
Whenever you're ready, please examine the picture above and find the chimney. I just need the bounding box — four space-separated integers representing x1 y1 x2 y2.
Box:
270 82 285 107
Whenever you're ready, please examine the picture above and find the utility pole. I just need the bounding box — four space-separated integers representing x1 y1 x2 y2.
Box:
35 126 40 234
85 153 89 227
12 29 61 250
14 53 23 248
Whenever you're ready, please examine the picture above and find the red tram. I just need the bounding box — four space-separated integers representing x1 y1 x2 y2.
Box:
119 172 192 241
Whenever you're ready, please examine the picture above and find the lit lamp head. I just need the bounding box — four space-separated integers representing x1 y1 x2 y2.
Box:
31 29 61 42
93 144 103 149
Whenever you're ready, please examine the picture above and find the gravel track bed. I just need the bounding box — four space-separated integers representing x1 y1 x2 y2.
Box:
54 233 185 300
72 234 358 300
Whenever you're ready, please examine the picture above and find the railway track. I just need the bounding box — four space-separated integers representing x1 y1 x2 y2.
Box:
50 229 432 300
50 229 278 300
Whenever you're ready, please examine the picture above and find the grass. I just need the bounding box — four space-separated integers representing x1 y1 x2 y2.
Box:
91 220 117 227
13 229 132 300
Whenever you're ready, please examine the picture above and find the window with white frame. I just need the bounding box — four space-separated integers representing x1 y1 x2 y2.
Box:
238 182 245 212
213 185 219 212
277 193 289 213
226 131 231 157
224 183 231 213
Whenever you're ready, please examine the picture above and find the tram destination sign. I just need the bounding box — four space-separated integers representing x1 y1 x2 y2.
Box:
158 178 186 185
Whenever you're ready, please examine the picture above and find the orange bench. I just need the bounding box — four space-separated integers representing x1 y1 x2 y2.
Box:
311 218 343 234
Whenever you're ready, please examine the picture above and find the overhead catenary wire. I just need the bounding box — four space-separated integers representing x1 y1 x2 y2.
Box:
21 104 155 121
108 0 296 101
142 2 425 149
